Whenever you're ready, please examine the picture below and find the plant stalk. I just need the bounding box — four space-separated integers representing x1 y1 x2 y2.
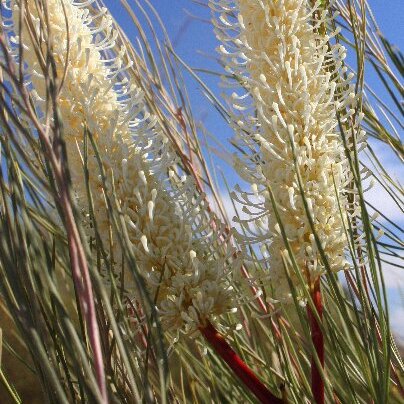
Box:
308 278 324 404
0 31 108 402
200 321 283 404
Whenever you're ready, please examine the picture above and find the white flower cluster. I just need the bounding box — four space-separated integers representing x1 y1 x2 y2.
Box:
210 0 365 301
4 0 236 333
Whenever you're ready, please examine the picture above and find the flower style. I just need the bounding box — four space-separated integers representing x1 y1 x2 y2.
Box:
210 0 365 301
5 0 235 334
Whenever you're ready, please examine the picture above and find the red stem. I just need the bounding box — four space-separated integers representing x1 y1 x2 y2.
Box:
200 322 283 404
307 278 324 404
0 32 108 402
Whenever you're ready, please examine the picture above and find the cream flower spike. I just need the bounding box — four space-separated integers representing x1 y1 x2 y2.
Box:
210 0 366 301
4 0 236 334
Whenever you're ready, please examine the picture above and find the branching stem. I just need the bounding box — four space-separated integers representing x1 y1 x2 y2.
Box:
200 321 283 404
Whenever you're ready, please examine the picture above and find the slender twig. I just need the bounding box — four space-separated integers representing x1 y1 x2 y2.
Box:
307 278 325 404
0 29 108 403
200 321 283 404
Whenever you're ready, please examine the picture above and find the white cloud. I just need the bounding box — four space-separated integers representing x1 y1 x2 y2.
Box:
361 138 403 224
217 187 262 233
390 306 404 341
380 258 404 289
366 139 403 178
365 181 403 224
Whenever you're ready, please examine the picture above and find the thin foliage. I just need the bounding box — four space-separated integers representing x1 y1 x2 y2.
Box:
0 0 402 403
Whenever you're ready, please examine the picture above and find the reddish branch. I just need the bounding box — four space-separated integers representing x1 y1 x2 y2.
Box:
0 31 108 403
307 278 325 404
200 321 283 404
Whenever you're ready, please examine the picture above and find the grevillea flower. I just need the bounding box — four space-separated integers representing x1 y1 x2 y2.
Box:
4 0 236 334
210 0 366 301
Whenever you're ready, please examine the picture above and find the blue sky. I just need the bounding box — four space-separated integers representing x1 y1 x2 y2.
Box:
104 0 402 153
104 0 403 338
104 0 403 182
